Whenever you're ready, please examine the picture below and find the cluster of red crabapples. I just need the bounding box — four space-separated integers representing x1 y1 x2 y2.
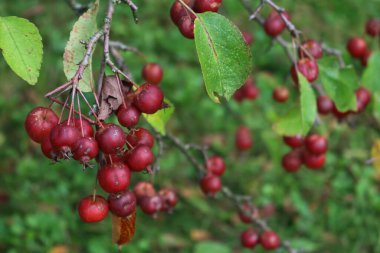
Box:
199 155 226 195
238 202 281 250
317 87 371 119
25 62 178 223
346 18 380 66
281 134 328 172
170 0 222 39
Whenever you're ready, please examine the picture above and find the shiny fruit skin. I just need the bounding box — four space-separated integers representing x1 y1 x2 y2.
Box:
50 124 81 153
139 195 163 215
142 62 164 85
78 195 109 223
299 40 323 59
97 163 131 193
366 19 380 37
73 137 99 163
291 58 319 84
282 151 302 172
193 0 222 13
178 16 195 39
303 151 325 169
25 107 59 143
272 86 289 103
126 145 154 172
260 231 281 250
305 134 328 155
240 228 259 248
205 155 226 176
117 104 141 128
126 127 155 148
317 96 334 115
283 135 303 148
134 83 164 114
347 37 367 58
235 126 253 151
134 181 156 202
95 124 126 154
108 190 136 217
200 174 222 195
62 118 94 138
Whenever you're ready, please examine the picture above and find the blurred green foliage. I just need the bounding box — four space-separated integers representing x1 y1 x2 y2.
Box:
1 0 380 253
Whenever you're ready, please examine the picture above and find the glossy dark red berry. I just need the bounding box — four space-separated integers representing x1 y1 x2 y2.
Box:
62 118 94 138
291 58 319 84
317 96 334 115
303 151 325 169
240 228 259 248
264 11 290 37
142 62 164 85
25 107 59 143
126 127 155 148
133 181 156 201
283 135 303 148
205 155 226 176
193 0 222 13
96 124 126 154
366 19 380 37
139 195 163 215
170 0 194 25
260 231 281 250
97 163 131 193
355 87 371 112
117 104 141 128
242 80 259 100
272 86 289 103
282 151 302 172
200 174 222 195
347 37 367 58
73 137 99 163
78 195 109 223
235 126 253 151
134 83 164 114
108 190 136 217
159 189 178 211
50 124 81 153
305 134 328 155
126 145 154 172
299 40 323 60
41 137 59 160
178 16 195 39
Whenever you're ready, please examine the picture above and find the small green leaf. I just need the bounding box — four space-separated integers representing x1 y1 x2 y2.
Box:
362 50 380 93
319 57 357 111
372 92 380 121
194 241 230 253
63 0 99 92
143 98 174 135
194 12 252 103
274 75 316 136
0 16 43 85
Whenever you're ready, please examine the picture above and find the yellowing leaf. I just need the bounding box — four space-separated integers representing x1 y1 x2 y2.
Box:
370 139 380 176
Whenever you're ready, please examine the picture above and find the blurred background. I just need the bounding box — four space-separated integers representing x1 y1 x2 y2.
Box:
1 0 380 252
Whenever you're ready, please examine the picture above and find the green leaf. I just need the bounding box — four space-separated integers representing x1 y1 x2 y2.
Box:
372 92 380 121
194 12 252 103
0 16 43 85
319 57 357 111
194 241 230 253
274 75 316 136
143 98 174 135
362 50 380 93
63 0 99 92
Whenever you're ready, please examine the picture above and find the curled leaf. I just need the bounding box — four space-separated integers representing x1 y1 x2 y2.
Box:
112 210 136 246
98 75 125 121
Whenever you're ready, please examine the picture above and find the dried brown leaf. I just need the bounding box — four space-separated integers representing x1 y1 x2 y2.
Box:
98 75 124 120
112 210 136 246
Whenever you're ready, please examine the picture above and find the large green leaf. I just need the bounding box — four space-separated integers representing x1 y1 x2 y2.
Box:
274 75 316 136
143 98 174 135
63 0 99 92
319 57 357 111
194 12 252 103
193 241 230 253
362 50 380 92
0 16 43 85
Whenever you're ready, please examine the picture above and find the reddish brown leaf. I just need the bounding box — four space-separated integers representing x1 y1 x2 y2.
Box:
112 209 136 246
